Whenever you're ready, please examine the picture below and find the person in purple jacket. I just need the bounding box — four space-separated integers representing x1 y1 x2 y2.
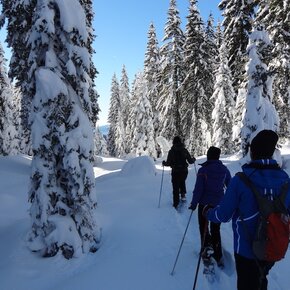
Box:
204 130 290 290
189 146 231 266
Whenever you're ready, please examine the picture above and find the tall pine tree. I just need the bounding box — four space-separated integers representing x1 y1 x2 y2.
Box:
157 0 185 140
241 25 279 155
219 0 256 94
26 0 100 258
211 42 235 154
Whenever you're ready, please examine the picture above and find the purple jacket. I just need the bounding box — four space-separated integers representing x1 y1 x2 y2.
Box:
190 160 231 208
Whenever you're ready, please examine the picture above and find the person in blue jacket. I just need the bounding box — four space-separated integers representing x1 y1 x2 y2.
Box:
189 146 231 265
204 130 290 290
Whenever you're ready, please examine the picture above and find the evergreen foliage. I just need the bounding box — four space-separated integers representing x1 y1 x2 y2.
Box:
107 73 120 157
25 0 100 258
157 0 185 140
211 43 235 154
0 42 19 155
144 22 160 147
131 72 156 158
241 25 279 155
219 0 256 94
0 0 35 155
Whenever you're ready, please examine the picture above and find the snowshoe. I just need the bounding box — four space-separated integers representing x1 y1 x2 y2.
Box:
202 247 216 283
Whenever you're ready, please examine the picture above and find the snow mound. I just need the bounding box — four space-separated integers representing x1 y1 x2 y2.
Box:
121 156 156 177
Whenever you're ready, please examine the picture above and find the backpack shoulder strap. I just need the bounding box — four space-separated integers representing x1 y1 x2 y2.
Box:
235 172 262 201
236 172 289 215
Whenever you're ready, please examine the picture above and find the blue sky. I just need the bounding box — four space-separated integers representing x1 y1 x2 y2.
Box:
0 0 222 126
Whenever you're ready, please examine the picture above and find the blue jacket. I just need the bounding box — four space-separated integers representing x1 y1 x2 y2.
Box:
190 160 231 208
207 159 290 259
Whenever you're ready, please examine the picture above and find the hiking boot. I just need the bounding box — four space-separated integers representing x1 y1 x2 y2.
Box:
180 193 186 202
217 258 224 269
201 246 214 260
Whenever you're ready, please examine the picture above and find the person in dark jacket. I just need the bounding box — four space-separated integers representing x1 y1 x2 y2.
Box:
162 136 195 209
189 146 231 266
204 130 290 290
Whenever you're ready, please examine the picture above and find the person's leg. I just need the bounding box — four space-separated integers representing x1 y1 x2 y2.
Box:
171 172 180 208
259 260 275 290
210 222 222 263
180 170 188 199
198 204 211 249
235 253 266 290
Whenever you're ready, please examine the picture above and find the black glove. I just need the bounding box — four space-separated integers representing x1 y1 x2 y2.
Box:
192 157 196 163
162 160 166 166
188 204 196 211
202 204 213 217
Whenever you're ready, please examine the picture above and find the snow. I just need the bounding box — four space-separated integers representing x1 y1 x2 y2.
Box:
1 150 290 290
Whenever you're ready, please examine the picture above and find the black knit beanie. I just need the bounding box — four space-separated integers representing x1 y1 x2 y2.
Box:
207 146 221 160
173 136 182 145
250 130 278 160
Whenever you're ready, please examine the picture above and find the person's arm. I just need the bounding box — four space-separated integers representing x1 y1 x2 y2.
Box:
190 170 206 209
224 168 232 187
185 149 196 164
207 175 240 223
163 150 173 166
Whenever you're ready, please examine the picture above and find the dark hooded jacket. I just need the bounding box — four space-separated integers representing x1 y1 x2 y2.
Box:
164 143 195 172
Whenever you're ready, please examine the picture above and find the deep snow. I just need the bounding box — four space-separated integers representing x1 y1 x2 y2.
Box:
1 149 290 290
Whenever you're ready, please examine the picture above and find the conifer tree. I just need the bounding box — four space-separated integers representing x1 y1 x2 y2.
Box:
94 126 109 158
26 0 100 258
211 43 235 154
0 42 19 155
0 0 35 155
131 72 156 158
157 0 185 140
120 65 131 153
107 74 120 157
80 0 100 127
181 0 209 155
241 25 279 155
257 0 290 141
219 0 256 94
126 73 140 155
144 22 160 145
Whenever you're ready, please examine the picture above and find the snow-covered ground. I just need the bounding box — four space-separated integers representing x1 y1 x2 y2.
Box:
1 148 290 290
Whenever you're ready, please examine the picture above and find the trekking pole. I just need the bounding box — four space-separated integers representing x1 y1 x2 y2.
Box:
170 210 194 275
194 163 198 175
158 165 165 208
193 220 209 290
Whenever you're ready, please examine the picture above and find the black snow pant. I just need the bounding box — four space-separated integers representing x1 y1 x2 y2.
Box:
171 169 188 208
198 204 222 263
234 253 274 290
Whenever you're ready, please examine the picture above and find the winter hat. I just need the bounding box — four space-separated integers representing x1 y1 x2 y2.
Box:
207 146 221 160
250 130 278 160
173 136 182 145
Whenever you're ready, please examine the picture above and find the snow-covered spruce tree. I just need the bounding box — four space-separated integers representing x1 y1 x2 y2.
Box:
93 126 109 159
26 0 100 258
120 65 131 154
0 42 19 155
256 0 290 141
211 43 235 154
107 73 120 157
125 73 140 155
204 13 218 101
219 0 257 95
240 25 279 156
180 0 209 155
131 72 156 158
143 22 160 148
157 0 185 140
80 0 100 127
0 0 35 155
